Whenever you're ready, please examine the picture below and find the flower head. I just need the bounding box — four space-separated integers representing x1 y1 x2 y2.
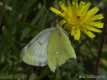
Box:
50 0 104 40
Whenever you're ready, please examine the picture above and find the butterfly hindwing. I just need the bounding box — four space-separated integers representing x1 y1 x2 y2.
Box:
21 27 55 66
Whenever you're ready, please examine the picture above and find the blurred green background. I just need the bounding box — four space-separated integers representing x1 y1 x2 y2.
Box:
0 0 107 80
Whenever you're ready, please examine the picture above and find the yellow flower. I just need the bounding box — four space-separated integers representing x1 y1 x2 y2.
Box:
50 0 104 40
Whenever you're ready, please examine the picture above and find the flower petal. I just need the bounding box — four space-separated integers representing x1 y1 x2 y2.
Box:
50 7 64 17
91 14 104 20
71 27 80 40
84 7 100 21
87 7 99 16
75 29 81 40
89 22 104 28
84 31 95 38
72 0 78 8
59 2 67 12
79 2 91 15
86 26 102 33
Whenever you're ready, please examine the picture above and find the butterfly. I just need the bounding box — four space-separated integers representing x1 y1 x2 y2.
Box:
21 27 76 72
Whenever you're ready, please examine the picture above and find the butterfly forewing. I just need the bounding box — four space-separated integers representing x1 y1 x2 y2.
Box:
48 27 76 72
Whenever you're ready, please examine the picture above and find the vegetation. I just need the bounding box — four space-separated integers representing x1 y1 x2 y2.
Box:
0 0 107 80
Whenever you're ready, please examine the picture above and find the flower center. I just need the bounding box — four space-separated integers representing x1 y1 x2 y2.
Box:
76 16 80 19
73 16 81 25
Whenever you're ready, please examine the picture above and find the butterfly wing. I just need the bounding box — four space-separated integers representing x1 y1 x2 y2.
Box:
48 27 76 72
21 27 55 66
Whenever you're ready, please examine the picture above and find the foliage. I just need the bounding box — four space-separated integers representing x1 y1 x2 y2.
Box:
0 0 107 80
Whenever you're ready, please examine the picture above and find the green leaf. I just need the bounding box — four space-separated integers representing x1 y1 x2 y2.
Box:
48 27 76 72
